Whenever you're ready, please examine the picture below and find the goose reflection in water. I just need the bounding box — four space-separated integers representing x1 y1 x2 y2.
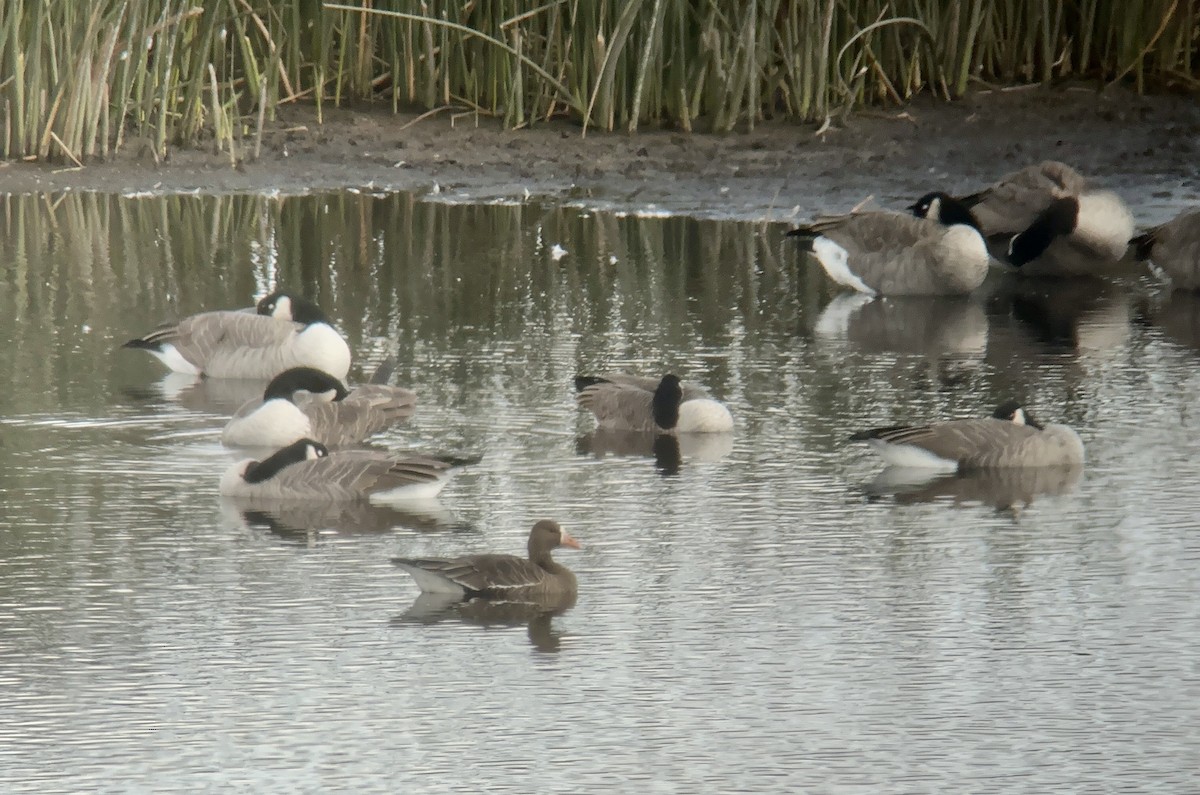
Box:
988 274 1133 354
864 464 1083 512
814 293 990 387
575 429 734 476
119 372 272 415
1138 290 1200 352
220 496 461 543
391 592 577 653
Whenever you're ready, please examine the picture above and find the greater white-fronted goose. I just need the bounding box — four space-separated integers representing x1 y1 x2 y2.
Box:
391 519 581 599
787 211 989 296
575 373 733 433
219 438 473 504
850 400 1084 470
122 290 351 380
1132 208 1200 290
221 366 417 448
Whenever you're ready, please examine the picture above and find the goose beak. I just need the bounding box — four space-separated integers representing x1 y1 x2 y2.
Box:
559 530 582 550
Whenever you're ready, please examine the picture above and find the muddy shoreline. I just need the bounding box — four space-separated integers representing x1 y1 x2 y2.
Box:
1 85 1197 224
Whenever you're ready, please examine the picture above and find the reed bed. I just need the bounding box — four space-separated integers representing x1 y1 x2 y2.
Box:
1 0 1194 162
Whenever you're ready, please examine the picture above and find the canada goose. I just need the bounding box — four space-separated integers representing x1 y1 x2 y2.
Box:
575 373 733 433
221 366 417 448
1132 208 1200 290
1005 194 1135 275
787 211 989 296
219 438 472 504
910 163 1133 275
122 290 351 380
912 161 1089 237
391 519 581 599
850 400 1084 470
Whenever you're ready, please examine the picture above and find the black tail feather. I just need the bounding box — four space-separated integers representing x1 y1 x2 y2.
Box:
1130 230 1156 261
785 227 818 251
121 337 159 351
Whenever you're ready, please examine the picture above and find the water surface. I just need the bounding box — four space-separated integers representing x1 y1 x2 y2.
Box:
1 192 1198 793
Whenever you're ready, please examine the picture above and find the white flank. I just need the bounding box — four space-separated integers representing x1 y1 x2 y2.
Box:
869 440 959 471
677 399 735 433
1074 192 1135 260
221 400 311 448
369 477 450 506
152 344 202 375
395 563 467 596
812 236 877 296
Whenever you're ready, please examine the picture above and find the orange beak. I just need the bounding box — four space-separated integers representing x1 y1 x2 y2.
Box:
559 530 582 550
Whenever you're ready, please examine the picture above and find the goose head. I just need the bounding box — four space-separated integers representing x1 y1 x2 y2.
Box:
257 291 332 325
528 520 582 563
908 192 981 231
263 367 350 404
242 438 329 484
992 400 1045 430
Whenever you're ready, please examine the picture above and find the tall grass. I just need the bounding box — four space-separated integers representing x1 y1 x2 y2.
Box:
0 0 1195 161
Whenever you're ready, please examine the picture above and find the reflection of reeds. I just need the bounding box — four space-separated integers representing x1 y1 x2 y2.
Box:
1 1 1194 159
0 191 795 410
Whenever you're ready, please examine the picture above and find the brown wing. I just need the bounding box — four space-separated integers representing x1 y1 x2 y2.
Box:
815 212 935 254
314 450 451 495
582 374 709 401
859 418 1040 467
577 382 657 431
395 553 551 593
170 311 303 367
306 387 417 446
967 161 1087 235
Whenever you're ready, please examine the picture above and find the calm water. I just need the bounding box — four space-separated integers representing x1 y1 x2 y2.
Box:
1 191 1198 793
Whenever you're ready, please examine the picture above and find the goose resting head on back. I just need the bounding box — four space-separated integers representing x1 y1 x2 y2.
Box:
575 373 734 434
221 366 417 449
850 400 1084 471
122 289 352 380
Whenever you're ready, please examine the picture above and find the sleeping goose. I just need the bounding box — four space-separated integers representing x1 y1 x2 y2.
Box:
219 438 472 504
221 366 417 448
122 290 351 380
913 161 1089 237
1005 194 1135 275
575 373 733 433
391 519 580 599
910 162 1133 276
1132 208 1200 290
850 400 1084 470
787 210 989 296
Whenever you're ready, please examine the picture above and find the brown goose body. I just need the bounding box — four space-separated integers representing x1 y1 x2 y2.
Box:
575 374 733 433
220 439 461 504
122 291 351 379
790 212 989 297
851 402 1084 470
1134 208 1200 290
392 520 581 600
963 161 1089 236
